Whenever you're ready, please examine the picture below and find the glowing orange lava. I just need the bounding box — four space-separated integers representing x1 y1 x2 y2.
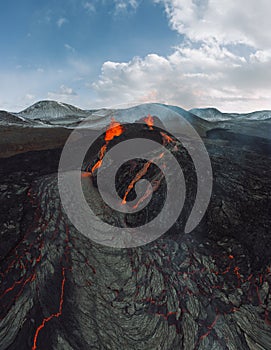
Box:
144 114 154 130
104 118 124 141
122 161 152 204
90 118 124 173
122 152 164 205
81 172 91 178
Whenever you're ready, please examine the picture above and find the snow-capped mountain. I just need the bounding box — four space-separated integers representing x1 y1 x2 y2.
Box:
190 107 271 121
8 100 271 125
1 100 270 141
7 100 210 136
1 99 271 158
15 100 95 121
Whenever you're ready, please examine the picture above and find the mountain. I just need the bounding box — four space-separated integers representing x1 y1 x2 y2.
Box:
190 107 271 121
0 110 29 125
6 100 271 124
8 101 211 136
7 100 271 130
1 100 270 158
81 103 211 136
15 100 95 121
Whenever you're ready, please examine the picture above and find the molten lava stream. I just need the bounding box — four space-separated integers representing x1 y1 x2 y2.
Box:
88 118 124 174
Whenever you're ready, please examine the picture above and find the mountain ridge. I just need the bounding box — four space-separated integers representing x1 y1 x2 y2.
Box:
190 107 271 121
1 100 271 123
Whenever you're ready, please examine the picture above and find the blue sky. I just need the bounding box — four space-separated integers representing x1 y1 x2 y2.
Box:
1 0 271 112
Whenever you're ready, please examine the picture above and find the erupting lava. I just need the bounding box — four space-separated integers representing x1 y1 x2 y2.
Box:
104 118 123 141
88 114 177 209
144 114 154 130
89 118 124 173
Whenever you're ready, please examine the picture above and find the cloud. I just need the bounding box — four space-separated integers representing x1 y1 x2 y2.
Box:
25 94 35 101
50 85 77 97
154 0 271 48
59 85 77 96
0 66 81 111
91 0 271 111
113 0 139 14
47 85 78 104
60 85 77 96
57 17 68 28
250 49 271 64
64 43 76 53
92 43 271 112
83 2 96 13
2 1 271 112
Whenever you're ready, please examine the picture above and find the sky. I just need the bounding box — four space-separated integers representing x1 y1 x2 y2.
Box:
1 0 271 112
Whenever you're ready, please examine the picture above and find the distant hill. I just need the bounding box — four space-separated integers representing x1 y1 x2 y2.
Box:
16 100 94 121
190 107 271 121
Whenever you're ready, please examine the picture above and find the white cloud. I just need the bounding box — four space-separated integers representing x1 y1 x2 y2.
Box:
154 0 271 48
64 43 76 53
113 0 139 14
91 0 271 111
25 94 35 101
92 43 271 112
0 67 81 111
49 84 77 97
59 85 77 96
2 1 271 112
57 17 68 28
250 49 271 63
47 85 78 104
83 2 96 13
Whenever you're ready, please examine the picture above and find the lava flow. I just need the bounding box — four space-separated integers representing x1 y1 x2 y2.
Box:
89 118 124 173
89 114 171 208
121 127 175 207
144 114 154 130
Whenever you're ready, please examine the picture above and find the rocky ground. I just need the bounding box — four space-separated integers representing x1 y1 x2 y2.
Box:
0 124 71 158
0 120 270 350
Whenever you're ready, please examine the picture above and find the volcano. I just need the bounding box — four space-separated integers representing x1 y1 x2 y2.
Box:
0 102 270 350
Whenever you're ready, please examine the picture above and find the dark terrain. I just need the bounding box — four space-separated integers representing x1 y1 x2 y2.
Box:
0 103 271 349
